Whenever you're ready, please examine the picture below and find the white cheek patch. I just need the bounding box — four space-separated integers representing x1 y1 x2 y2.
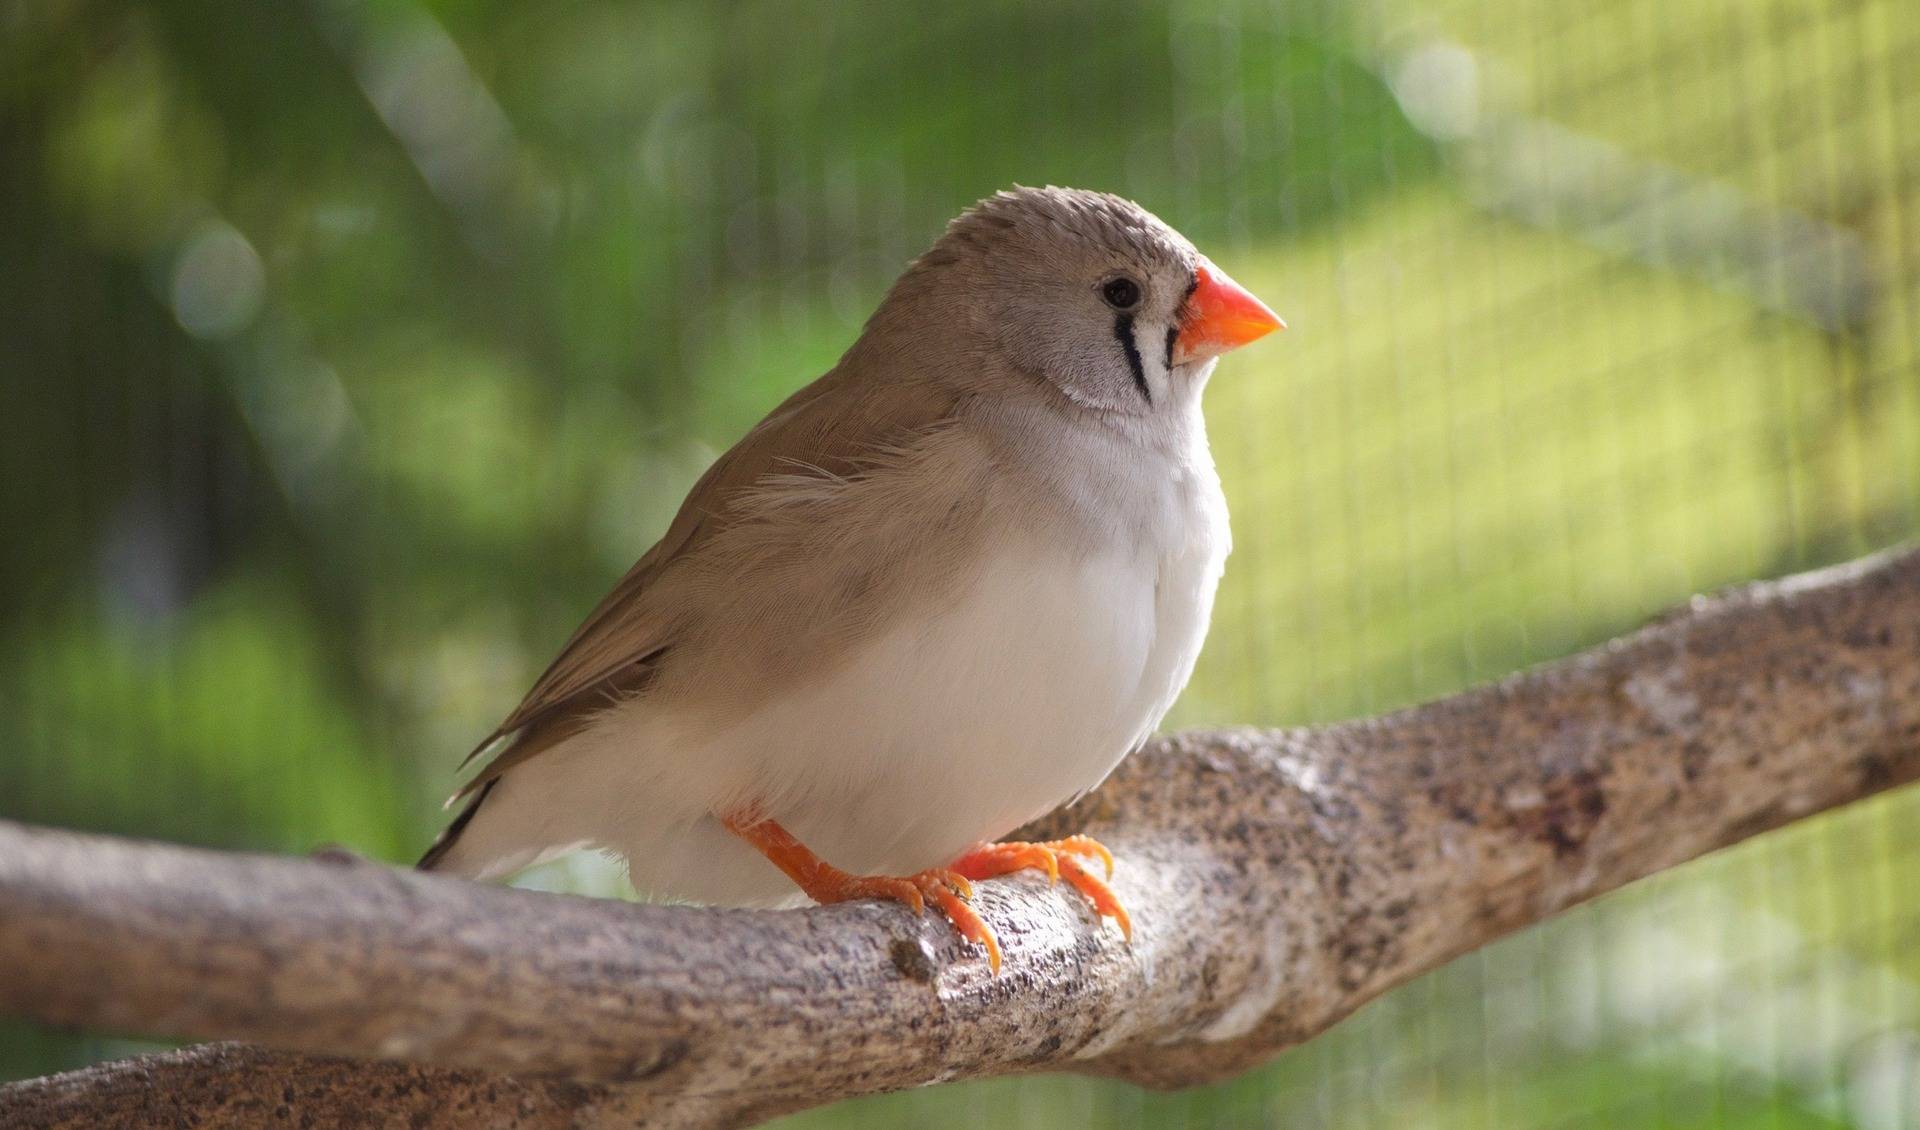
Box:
1132 317 1168 403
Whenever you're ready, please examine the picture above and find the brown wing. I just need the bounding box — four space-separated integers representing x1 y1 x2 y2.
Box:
451 367 959 794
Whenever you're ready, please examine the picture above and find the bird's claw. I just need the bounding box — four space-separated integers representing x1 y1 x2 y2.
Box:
951 835 1130 942
721 812 1119 976
810 866 1001 971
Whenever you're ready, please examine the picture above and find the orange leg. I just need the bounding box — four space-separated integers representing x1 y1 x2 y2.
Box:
951 835 1131 941
721 812 1004 972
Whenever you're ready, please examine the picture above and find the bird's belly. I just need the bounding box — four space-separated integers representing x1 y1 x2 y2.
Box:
560 529 1221 905
727 546 1172 876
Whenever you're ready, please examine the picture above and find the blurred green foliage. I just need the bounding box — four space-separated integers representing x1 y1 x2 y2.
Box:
2 0 1917 1125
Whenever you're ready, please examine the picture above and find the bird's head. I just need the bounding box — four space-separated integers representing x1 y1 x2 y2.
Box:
871 186 1283 416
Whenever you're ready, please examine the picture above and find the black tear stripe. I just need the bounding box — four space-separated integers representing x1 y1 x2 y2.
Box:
1115 313 1150 404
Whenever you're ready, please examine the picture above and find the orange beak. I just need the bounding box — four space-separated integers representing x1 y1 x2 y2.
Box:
1171 262 1285 366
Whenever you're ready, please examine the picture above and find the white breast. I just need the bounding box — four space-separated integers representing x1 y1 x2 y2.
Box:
663 450 1223 903
454 415 1230 906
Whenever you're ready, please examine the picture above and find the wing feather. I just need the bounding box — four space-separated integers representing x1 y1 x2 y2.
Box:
454 369 960 790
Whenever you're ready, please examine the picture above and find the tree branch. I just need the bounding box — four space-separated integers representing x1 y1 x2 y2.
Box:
0 1044 662 1129
4 547 1919 1128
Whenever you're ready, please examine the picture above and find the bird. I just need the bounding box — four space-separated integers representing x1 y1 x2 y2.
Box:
418 186 1283 971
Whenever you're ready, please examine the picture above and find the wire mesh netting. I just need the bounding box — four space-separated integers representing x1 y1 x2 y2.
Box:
2 0 1917 1125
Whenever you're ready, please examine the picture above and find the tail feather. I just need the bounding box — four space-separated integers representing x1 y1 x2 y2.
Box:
416 778 499 871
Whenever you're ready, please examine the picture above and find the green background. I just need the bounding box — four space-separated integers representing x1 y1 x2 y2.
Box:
3 0 1917 1125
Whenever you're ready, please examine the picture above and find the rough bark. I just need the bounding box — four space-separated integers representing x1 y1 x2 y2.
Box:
3 546 1918 1129
0 1044 661 1129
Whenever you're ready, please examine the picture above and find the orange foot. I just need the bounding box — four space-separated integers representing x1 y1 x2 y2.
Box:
952 835 1131 942
722 812 1003 971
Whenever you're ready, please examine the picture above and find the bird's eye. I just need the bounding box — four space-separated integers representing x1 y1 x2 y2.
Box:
1101 277 1142 310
